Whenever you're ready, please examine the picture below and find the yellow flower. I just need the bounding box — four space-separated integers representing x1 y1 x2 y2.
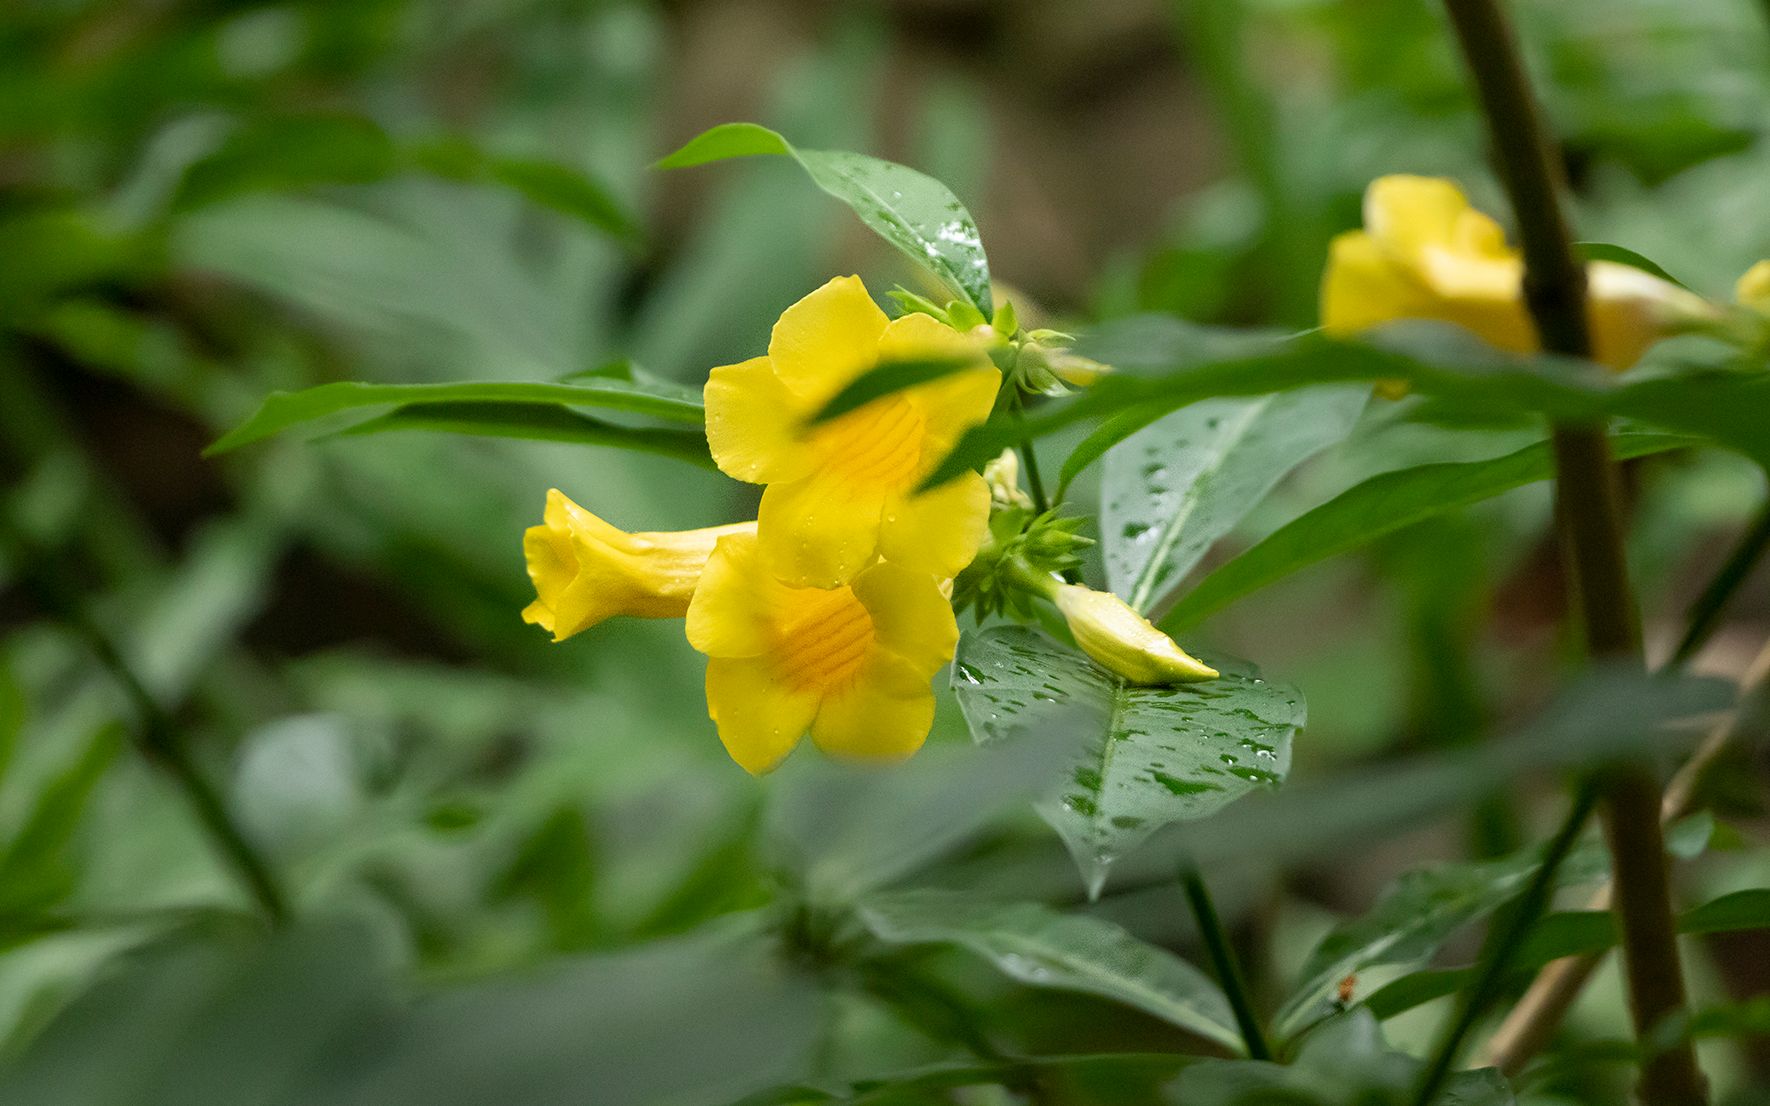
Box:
704 275 1002 589
1738 260 1770 313
522 489 754 642
1052 583 1217 685
685 531 958 774
1322 175 1707 370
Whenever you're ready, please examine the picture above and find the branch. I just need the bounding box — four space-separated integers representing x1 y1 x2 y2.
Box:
1439 1 1704 1100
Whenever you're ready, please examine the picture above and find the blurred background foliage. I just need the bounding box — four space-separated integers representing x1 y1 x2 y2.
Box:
0 0 1767 1103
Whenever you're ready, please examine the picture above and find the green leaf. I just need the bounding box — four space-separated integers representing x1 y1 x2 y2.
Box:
207 378 704 455
952 626 1303 897
738 1053 1193 1106
408 137 642 248
1160 431 1691 630
1102 386 1367 613
659 122 992 314
173 114 397 209
0 657 22 786
334 403 714 467
808 356 982 424
1275 843 1608 1040
1680 887 1770 934
859 888 1243 1051
1173 1009 1515 1106
0 725 123 913
922 317 1770 488
1576 241 1691 290
1364 890 1770 1022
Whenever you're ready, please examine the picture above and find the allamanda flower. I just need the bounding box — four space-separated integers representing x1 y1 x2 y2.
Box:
704 275 1001 589
685 530 958 774
1322 175 1709 370
523 488 754 642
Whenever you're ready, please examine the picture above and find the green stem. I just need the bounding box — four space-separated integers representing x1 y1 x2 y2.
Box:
0 515 290 926
1439 1 1704 1100
1180 864 1271 1060
1412 782 1598 1104
1669 497 1770 668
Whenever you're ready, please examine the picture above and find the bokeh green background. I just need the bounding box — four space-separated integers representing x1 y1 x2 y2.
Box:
1 1 1767 1103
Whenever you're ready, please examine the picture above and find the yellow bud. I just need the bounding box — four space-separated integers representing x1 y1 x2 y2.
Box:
983 449 1033 510
522 489 754 642
1053 583 1218 685
1737 260 1770 314
1049 349 1110 388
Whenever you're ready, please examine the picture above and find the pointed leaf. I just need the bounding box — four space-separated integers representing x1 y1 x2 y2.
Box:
952 626 1303 896
660 122 992 314
859 889 1242 1051
1161 431 1691 630
334 403 713 467
1102 386 1367 613
207 378 704 455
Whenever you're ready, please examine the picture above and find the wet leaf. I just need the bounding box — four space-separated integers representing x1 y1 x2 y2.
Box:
1101 386 1366 613
860 889 1242 1051
659 122 992 315
952 626 1303 897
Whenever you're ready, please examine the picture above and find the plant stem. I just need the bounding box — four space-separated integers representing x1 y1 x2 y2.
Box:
1180 864 1271 1060
1484 638 1770 1074
1439 1 1704 1101
1412 781 1598 1105
0 515 290 926
1669 497 1770 668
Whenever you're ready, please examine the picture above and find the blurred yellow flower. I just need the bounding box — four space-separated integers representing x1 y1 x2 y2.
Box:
1053 583 1217 685
1322 175 1706 370
685 531 958 774
1737 260 1770 313
522 489 754 642
704 275 1001 589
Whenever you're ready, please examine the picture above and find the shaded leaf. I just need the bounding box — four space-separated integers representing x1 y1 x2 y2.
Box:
1161 432 1691 629
408 137 642 247
859 889 1242 1051
924 317 1770 487
1576 241 1690 289
1169 1009 1513 1105
334 403 714 467
660 122 992 314
207 378 704 455
1275 842 1608 1039
1102 386 1367 612
952 626 1303 897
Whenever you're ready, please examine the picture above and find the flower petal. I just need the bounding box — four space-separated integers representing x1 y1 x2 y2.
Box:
1320 231 1428 337
758 470 887 589
852 561 959 679
686 532 788 659
914 368 1000 463
809 652 936 763
767 275 889 405
704 356 815 484
877 470 990 581
1364 175 1507 263
706 656 818 775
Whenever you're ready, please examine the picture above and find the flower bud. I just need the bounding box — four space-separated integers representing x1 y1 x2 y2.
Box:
1053 583 1218 685
522 489 754 642
983 449 1034 510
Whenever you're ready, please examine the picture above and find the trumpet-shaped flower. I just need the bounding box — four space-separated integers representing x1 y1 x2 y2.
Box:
523 489 754 642
1322 175 1708 370
704 275 1001 589
1052 583 1217 685
685 531 958 774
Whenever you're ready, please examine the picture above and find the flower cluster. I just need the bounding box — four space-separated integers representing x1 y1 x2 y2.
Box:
523 276 1219 774
1322 175 1768 369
